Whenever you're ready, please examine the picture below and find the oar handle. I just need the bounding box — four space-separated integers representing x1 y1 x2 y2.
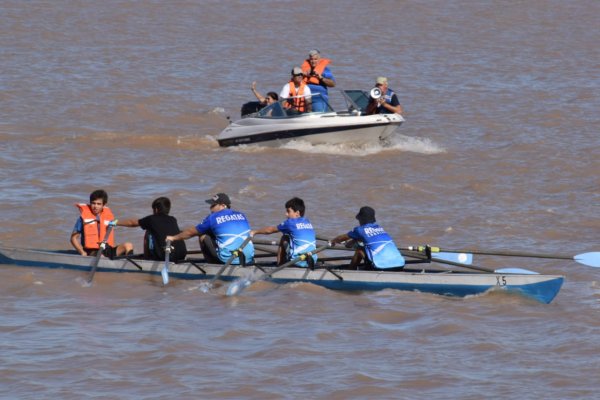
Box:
405 245 600 268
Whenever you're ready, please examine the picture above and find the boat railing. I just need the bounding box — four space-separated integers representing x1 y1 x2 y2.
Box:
252 93 335 119
244 89 370 119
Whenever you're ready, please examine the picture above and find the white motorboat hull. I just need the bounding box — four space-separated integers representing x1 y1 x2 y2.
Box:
218 112 403 147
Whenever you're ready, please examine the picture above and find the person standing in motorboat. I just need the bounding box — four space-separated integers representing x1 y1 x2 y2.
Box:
330 206 405 270
70 189 133 258
365 76 403 115
250 197 318 267
301 49 336 112
166 193 254 265
110 196 187 262
279 67 312 113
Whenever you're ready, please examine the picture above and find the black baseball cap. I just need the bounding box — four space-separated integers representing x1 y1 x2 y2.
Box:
205 193 231 206
355 206 376 224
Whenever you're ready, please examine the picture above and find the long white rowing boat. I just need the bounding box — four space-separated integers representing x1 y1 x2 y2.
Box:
0 246 564 303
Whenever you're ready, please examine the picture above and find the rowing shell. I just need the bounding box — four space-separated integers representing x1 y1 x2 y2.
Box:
0 246 564 304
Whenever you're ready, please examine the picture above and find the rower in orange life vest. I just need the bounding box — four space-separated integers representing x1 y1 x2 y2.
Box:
301 49 336 112
279 67 312 113
70 189 133 258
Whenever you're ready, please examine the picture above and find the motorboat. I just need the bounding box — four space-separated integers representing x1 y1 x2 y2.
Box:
217 90 404 147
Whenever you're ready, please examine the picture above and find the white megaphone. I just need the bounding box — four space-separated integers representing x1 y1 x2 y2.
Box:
370 87 382 100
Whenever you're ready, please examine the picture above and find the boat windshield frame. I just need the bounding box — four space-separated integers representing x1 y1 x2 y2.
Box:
254 93 335 119
246 89 372 119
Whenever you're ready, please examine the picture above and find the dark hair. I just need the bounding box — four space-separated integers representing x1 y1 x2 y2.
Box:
285 197 305 217
152 197 171 215
266 92 279 101
90 189 108 204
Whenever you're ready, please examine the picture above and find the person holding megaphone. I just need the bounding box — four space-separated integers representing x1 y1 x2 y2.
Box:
365 77 403 115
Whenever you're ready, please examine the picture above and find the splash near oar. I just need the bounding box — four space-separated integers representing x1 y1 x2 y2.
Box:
407 246 600 268
226 242 331 297
199 236 252 293
86 225 114 284
161 240 172 285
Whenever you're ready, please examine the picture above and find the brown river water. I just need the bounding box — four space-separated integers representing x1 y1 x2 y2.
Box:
1 1 599 399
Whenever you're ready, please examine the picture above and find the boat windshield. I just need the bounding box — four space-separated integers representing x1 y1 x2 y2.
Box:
251 90 371 119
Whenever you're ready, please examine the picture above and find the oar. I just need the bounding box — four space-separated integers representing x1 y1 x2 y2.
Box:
226 242 330 296
161 240 172 285
403 249 537 275
86 224 114 284
399 246 473 265
200 236 252 292
318 237 474 264
406 245 600 268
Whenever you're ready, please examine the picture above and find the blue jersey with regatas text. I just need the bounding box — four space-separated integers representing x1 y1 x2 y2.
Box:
195 208 254 264
347 223 404 269
277 217 317 267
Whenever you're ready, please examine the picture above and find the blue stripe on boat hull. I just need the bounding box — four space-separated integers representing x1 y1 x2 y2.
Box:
266 276 563 304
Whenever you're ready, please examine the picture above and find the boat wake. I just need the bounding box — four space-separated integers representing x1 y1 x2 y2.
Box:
228 134 446 157
282 134 445 156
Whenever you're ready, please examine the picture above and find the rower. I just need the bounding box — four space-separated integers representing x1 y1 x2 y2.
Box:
330 206 405 270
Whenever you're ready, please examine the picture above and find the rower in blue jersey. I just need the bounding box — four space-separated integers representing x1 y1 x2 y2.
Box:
166 193 254 265
251 197 317 267
330 206 404 270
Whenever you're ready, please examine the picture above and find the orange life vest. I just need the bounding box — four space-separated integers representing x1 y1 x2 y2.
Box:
76 203 115 250
287 81 307 112
301 58 331 85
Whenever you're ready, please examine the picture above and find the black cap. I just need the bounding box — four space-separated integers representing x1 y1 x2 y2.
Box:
355 206 376 224
205 193 231 207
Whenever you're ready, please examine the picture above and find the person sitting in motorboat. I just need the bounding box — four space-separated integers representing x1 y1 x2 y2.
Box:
330 206 405 270
301 49 335 112
251 81 279 106
365 76 403 115
250 197 318 267
241 83 279 117
166 193 254 265
279 67 312 113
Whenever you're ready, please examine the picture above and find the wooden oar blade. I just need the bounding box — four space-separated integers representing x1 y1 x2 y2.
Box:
574 252 600 268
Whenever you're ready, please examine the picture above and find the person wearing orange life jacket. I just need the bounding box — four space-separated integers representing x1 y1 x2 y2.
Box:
279 67 312 113
301 49 336 112
70 189 133 258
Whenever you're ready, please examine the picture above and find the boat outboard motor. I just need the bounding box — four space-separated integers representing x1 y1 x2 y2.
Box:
241 101 264 117
370 87 383 100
